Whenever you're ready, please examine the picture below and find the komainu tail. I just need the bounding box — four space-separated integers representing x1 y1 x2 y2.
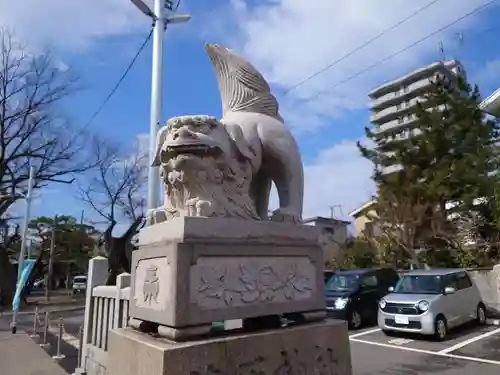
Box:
205 43 283 123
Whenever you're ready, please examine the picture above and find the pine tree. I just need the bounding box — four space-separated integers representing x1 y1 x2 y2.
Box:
358 73 499 261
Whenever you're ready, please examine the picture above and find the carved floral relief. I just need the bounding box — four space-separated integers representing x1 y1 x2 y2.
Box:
190 257 315 309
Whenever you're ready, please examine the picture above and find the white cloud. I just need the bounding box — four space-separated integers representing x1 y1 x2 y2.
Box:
473 57 500 90
0 0 151 52
209 0 497 131
269 140 375 221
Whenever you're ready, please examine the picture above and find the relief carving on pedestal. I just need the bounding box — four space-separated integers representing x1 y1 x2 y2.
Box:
275 349 306 375
133 257 171 311
143 265 160 305
314 346 339 375
190 257 315 309
187 347 340 375
238 356 266 375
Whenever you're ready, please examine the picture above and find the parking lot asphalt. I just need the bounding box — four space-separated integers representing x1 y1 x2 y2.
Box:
349 323 500 375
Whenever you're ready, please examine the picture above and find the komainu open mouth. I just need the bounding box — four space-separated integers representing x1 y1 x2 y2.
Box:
161 143 222 161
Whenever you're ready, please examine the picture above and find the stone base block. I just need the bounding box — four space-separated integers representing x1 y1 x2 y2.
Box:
130 217 325 340
107 320 352 375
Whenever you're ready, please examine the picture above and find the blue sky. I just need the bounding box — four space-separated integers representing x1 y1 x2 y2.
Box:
3 0 500 231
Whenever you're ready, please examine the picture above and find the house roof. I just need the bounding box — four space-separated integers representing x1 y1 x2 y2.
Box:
302 216 350 225
349 200 377 218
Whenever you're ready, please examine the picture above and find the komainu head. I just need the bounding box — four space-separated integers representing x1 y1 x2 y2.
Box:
152 115 259 221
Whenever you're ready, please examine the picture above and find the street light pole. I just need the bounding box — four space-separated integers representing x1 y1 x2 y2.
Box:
131 0 191 212
147 0 166 212
17 166 35 284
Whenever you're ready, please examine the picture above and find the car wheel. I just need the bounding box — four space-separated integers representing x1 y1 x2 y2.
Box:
434 315 447 341
477 303 487 325
348 310 362 330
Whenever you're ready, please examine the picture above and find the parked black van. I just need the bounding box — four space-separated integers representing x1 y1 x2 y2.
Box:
325 268 399 329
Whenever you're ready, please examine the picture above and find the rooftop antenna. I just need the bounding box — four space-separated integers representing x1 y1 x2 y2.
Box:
455 31 464 60
438 40 446 62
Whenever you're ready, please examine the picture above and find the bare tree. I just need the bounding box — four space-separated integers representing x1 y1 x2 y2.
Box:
0 28 93 216
79 136 147 285
0 29 94 306
79 136 147 223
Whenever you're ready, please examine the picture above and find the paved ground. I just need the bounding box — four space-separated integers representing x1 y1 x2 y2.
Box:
0 323 68 375
350 322 500 375
0 308 85 374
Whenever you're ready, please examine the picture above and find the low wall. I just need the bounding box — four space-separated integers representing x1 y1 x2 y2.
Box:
73 257 131 375
468 264 500 317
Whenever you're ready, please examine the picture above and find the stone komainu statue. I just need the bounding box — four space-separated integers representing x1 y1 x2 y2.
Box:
147 44 304 226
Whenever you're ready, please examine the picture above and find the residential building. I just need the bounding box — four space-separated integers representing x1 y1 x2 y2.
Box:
349 200 380 238
367 60 466 174
303 216 349 263
480 87 500 117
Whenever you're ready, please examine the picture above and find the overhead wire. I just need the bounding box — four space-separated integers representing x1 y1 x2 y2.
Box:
301 0 499 103
84 27 154 127
283 0 445 95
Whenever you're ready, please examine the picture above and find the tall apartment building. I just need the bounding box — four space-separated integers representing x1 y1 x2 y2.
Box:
367 60 465 174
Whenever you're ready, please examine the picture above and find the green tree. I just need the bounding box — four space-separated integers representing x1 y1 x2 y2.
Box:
30 215 98 268
359 73 499 264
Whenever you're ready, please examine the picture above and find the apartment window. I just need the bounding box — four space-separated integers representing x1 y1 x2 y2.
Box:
403 85 409 93
396 103 401 110
394 90 400 97
405 100 410 108
397 116 404 124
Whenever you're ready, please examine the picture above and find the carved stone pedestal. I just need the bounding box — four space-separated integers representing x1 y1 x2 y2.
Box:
107 320 352 375
129 217 325 340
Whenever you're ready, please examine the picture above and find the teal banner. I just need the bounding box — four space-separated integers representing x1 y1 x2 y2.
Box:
12 259 36 314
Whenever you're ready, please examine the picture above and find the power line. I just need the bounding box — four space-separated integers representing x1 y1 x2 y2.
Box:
283 0 444 95
85 27 154 127
302 0 498 103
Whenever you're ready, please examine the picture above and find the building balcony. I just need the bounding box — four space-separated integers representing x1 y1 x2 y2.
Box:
480 87 500 117
370 78 432 111
368 59 463 99
370 96 425 125
371 114 419 137
376 127 423 150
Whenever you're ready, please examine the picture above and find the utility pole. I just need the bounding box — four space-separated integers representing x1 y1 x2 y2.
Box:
45 215 57 303
130 0 191 212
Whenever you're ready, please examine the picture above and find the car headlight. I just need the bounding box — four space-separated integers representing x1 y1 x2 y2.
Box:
379 298 387 309
417 300 429 311
334 297 349 310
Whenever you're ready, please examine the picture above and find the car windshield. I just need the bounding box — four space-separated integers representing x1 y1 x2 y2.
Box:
73 277 86 283
325 273 360 292
394 275 442 294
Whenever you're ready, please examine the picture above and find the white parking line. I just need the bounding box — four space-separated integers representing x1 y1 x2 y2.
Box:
438 327 500 354
351 338 500 366
349 328 381 338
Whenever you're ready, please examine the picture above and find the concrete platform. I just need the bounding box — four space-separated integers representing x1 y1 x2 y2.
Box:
0 329 68 375
108 319 352 375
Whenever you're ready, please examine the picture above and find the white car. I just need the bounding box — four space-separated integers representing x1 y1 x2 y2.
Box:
72 275 88 294
378 268 486 341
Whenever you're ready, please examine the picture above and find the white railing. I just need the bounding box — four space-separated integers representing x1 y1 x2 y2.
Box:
74 257 131 375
